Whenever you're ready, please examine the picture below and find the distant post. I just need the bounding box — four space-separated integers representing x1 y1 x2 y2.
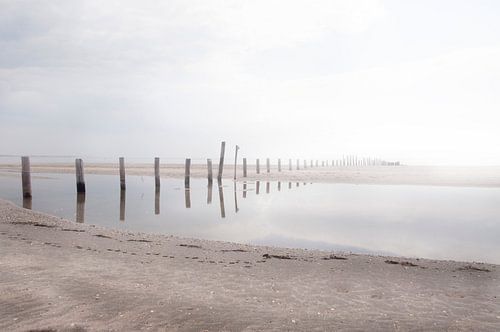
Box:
75 158 86 193
207 159 213 184
310 160 313 168
288 159 292 171
256 159 260 174
303 160 307 169
21 156 32 198
154 157 160 188
243 158 247 177
184 158 191 188
119 157 126 190
233 145 239 180
217 141 226 181
296 159 300 170
266 158 270 173
278 159 281 172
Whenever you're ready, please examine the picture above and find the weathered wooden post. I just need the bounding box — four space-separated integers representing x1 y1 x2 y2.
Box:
296 159 300 170
207 159 213 184
256 159 260 174
185 188 191 208
234 145 239 180
23 196 32 210
289 159 292 171
75 158 86 193
266 158 270 173
217 141 226 181
278 159 281 172
154 157 160 188
185 158 191 188
21 156 32 198
243 158 247 177
119 157 126 190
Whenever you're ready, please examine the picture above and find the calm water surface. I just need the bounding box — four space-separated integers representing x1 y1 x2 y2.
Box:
1 172 499 264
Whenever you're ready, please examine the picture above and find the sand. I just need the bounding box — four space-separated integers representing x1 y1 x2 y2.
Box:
1 199 499 331
1 163 500 187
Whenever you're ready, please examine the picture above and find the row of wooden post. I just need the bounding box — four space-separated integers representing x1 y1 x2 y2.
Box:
19 142 391 197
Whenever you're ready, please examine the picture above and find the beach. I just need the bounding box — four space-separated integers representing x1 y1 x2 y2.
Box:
1 198 499 331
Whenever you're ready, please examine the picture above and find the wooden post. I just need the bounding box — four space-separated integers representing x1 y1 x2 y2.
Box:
278 159 281 172
217 141 226 181
75 158 86 193
234 182 239 213
207 159 213 184
243 182 247 198
296 159 300 170
21 156 32 198
289 159 292 171
119 157 126 190
243 158 247 177
185 158 191 188
23 197 32 210
234 145 239 180
256 159 260 174
266 158 270 173
154 157 160 188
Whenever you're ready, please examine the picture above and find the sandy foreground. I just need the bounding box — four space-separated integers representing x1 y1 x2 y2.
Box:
1 163 500 187
1 199 500 331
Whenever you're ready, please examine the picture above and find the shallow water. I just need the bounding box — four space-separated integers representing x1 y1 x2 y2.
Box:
1 172 499 264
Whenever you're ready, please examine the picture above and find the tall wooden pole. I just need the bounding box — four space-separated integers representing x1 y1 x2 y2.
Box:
119 157 126 190
217 141 226 181
21 156 31 198
75 158 86 193
234 145 239 180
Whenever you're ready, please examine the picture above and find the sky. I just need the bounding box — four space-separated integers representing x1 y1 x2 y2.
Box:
1 0 499 165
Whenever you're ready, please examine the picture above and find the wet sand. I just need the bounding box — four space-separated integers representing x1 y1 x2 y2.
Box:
1 163 500 187
1 199 499 331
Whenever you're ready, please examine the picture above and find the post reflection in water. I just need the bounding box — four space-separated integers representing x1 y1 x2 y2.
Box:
207 181 213 204
266 182 270 194
218 180 226 218
296 182 299 187
277 182 281 191
23 196 32 210
76 193 86 223
256 181 260 195
185 188 191 208
119 189 126 221
155 187 160 215
289 182 292 189
233 182 239 213
243 182 247 198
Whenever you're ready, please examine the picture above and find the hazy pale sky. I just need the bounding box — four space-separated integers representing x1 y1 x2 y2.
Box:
1 0 499 165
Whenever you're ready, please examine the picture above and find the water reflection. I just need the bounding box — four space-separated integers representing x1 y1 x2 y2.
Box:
120 189 126 221
218 180 225 218
23 196 32 210
256 181 260 195
289 182 292 189
155 187 160 215
266 182 270 194
185 189 191 208
278 182 281 191
76 193 85 223
207 182 213 204
243 183 247 198
234 182 239 213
